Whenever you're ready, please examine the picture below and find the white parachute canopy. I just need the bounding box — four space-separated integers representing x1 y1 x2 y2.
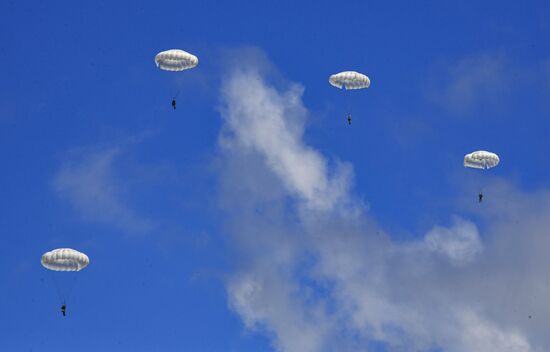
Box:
329 71 371 90
41 248 89 272
155 49 198 72
464 150 500 170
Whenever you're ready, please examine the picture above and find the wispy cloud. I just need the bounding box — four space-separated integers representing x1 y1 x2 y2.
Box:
219 62 353 212
430 53 511 114
53 144 154 235
217 51 548 352
424 216 482 266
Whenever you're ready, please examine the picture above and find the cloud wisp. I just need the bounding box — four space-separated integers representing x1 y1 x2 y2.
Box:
53 144 154 235
217 52 549 352
430 53 511 115
219 64 352 212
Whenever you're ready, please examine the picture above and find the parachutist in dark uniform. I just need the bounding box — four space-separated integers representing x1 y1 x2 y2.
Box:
478 192 483 203
61 304 66 317
171 99 176 110
347 114 352 125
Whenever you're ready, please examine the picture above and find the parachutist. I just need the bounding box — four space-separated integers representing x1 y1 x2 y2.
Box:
171 99 176 110
478 192 483 203
329 71 370 126
42 248 88 318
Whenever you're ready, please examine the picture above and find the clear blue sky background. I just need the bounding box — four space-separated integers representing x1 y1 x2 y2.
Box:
1 1 549 351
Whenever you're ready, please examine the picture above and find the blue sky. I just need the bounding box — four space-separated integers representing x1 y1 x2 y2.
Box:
1 1 550 351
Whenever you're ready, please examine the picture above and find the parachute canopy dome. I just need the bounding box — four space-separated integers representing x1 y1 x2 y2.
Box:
155 49 198 72
329 71 371 90
464 151 500 170
41 248 89 272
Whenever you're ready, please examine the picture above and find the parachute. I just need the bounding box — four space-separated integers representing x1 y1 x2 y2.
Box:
464 151 500 170
155 49 198 109
42 248 89 309
329 71 370 90
464 151 500 203
329 71 370 124
42 248 89 272
155 49 198 72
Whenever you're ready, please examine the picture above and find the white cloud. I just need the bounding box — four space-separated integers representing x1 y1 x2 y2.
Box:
219 64 353 212
217 52 550 352
432 53 511 114
228 271 332 352
454 310 530 352
53 145 154 234
424 216 482 266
